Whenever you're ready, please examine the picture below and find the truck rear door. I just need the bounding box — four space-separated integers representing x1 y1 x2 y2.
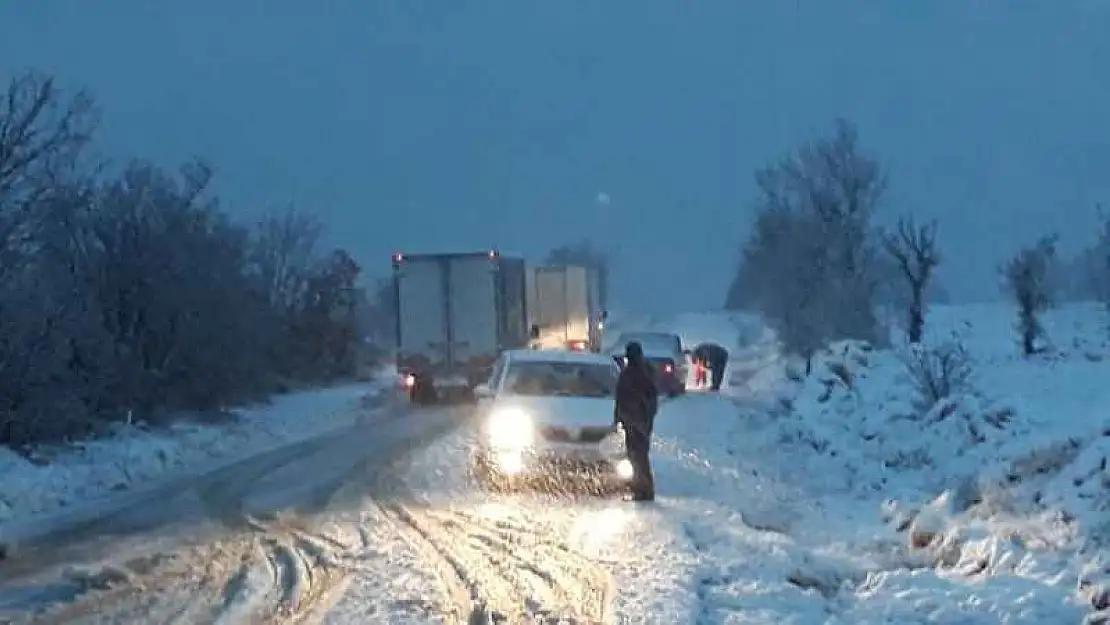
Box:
396 258 448 369
564 266 591 343
447 255 499 364
532 268 570 343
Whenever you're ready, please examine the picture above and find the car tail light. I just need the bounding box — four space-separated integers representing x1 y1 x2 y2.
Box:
568 340 588 351
663 363 674 374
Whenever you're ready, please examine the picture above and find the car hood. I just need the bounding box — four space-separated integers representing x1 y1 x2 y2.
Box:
491 395 613 429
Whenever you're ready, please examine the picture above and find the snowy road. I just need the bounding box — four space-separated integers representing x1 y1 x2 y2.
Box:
1 338 1067 624
320 388 834 624
0 405 467 624
0 386 815 625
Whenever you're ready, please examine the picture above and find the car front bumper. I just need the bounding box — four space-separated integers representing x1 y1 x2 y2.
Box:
479 443 634 483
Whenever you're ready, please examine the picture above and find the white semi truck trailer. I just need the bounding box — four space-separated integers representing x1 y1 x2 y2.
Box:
525 264 606 352
392 250 529 404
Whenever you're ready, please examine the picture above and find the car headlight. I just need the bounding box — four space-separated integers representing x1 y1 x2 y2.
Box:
486 407 534 449
615 458 634 480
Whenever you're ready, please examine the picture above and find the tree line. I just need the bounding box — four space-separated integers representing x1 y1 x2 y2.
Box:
726 119 1109 371
0 71 364 448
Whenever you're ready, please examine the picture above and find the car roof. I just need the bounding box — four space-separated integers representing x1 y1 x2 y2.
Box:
608 339 681 355
613 331 680 345
503 349 618 365
617 330 679 338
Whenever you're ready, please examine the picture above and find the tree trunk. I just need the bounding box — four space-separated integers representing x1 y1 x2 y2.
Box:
907 293 925 344
1021 329 1035 356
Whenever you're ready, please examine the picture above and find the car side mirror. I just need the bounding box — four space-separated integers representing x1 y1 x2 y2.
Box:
473 383 493 399
529 324 540 340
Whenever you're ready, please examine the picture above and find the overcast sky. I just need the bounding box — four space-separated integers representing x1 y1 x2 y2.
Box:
3 1 1108 313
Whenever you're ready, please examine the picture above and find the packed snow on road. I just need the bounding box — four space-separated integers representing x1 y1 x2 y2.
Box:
3 305 1110 623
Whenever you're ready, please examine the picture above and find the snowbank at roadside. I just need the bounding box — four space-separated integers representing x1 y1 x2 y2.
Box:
0 377 394 525
757 302 1110 621
651 379 1089 623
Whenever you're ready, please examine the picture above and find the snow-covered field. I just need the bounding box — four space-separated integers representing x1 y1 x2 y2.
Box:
758 301 1110 622
0 374 394 526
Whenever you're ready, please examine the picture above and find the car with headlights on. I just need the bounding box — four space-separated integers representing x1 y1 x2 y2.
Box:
470 349 634 491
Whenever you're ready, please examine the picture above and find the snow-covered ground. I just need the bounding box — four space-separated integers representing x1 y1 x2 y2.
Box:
330 302 1110 623
6 303 1110 623
762 301 1110 622
0 373 395 526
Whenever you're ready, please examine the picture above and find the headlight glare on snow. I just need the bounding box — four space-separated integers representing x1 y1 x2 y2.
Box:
599 427 626 456
486 407 534 449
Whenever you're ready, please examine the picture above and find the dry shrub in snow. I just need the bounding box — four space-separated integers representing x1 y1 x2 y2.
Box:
776 336 1021 488
899 339 974 413
1003 235 1058 356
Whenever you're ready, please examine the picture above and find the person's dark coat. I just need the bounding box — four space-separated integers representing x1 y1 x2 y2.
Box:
614 340 658 500
692 342 730 391
692 342 728 366
614 341 658 431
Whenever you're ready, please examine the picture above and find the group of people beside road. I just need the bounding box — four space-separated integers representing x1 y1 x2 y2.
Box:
613 340 729 502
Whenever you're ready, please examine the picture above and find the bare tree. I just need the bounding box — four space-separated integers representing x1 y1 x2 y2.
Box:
1099 206 1110 319
295 249 362 379
0 71 366 448
1003 235 1057 356
731 120 888 371
0 71 97 283
355 276 396 351
881 216 940 344
0 72 101 446
738 206 830 372
1084 205 1110 318
250 206 321 313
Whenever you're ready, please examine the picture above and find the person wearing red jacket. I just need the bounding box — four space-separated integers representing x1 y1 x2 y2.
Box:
692 355 708 388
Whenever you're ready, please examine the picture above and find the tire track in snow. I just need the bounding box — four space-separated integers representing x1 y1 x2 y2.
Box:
1 407 466 624
377 501 615 624
366 423 620 625
9 518 357 625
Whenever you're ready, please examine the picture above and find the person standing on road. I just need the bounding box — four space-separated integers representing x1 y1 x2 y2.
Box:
613 341 659 501
692 342 730 392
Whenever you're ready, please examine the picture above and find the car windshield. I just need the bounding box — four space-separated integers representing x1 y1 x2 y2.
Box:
614 333 680 353
502 361 617 398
